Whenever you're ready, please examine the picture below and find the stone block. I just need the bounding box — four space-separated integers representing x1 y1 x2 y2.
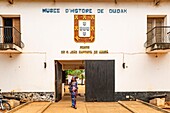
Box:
149 98 165 106
8 99 20 108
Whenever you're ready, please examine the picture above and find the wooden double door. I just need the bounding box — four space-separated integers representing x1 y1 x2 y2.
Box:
55 60 115 102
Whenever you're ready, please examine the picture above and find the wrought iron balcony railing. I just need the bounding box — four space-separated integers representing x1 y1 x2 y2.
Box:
144 26 170 49
0 26 24 50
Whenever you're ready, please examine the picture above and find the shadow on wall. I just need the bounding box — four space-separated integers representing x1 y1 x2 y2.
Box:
147 53 168 59
0 54 21 59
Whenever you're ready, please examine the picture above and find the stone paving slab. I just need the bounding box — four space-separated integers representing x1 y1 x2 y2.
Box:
12 102 50 113
44 102 132 113
120 101 164 113
43 96 132 113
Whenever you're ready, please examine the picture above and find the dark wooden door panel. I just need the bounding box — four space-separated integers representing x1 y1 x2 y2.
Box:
55 61 62 102
85 60 115 102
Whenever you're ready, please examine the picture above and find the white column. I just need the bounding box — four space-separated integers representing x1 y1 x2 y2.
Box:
0 16 3 43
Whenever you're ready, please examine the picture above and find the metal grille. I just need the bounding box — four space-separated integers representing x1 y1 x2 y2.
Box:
144 26 170 48
0 26 24 49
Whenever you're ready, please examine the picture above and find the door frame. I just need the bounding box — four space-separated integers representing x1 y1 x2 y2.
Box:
54 60 115 102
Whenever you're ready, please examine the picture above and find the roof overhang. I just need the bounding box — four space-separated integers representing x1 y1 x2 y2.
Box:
6 0 164 5
58 60 85 70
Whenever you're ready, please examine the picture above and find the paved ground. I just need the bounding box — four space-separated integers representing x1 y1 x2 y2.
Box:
119 101 164 113
12 102 50 113
8 96 169 113
3 85 170 113
43 96 132 113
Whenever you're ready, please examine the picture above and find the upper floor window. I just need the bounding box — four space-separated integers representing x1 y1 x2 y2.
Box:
0 15 21 48
147 15 168 45
147 17 164 32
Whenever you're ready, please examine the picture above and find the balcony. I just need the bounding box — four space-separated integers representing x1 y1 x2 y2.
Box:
0 26 24 53
144 26 170 53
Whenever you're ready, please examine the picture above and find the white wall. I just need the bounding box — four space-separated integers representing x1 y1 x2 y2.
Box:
0 1 170 92
0 54 54 92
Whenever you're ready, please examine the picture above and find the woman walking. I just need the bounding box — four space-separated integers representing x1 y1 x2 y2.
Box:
69 76 78 109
